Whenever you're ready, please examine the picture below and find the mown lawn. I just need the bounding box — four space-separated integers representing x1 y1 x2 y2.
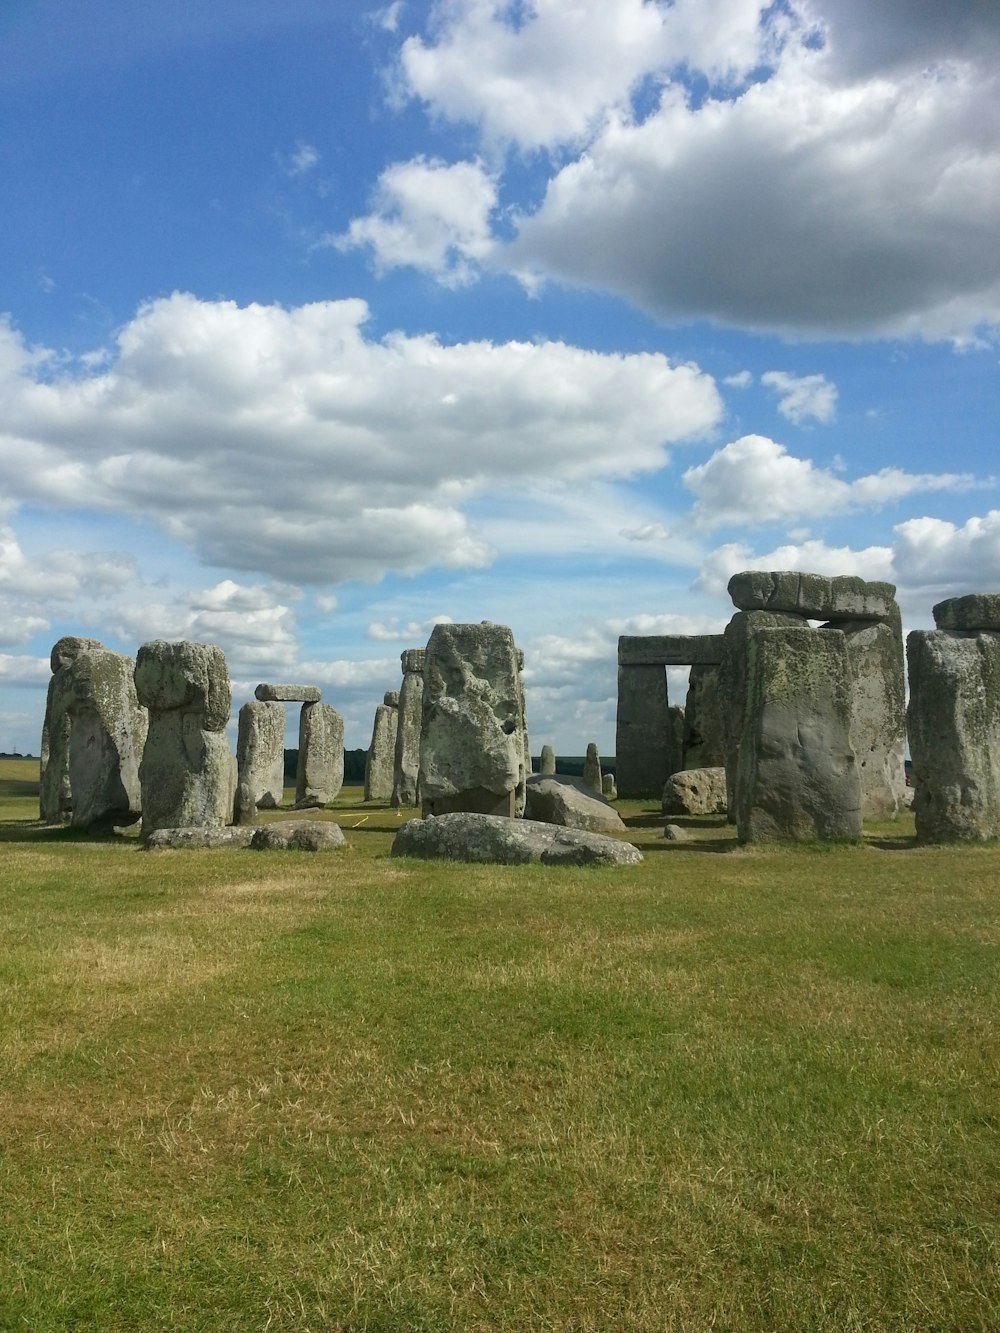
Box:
1 759 997 1330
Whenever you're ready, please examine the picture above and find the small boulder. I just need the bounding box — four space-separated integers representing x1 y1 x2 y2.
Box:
391 812 642 867
524 773 627 833
250 820 346 851
662 767 727 816
144 826 256 850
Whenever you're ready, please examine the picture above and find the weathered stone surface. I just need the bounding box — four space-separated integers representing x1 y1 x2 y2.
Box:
524 774 627 833
539 744 556 775
718 608 809 820
383 690 400 707
836 621 907 818
134 640 236 836
907 629 1000 842
49 635 104 674
40 636 107 823
932 594 1000 632
602 773 618 801
64 648 147 830
295 702 343 808
616 663 671 798
617 634 725 667
254 683 322 703
419 622 525 818
728 570 897 622
516 652 529 819
235 700 285 824
582 742 602 794
144 825 256 850
364 696 398 801
391 812 643 866
662 767 727 817
736 627 862 843
682 664 725 769
250 820 346 851
391 648 425 808
663 824 687 841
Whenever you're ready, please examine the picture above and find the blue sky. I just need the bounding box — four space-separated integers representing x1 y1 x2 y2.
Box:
1 0 998 756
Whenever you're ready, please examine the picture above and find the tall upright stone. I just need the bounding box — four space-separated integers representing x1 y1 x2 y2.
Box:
295 702 344 808
582 742 602 794
364 690 399 802
391 648 425 808
420 622 525 818
234 699 285 824
682 664 725 770
907 622 1000 842
615 663 671 798
516 648 529 817
539 744 556 775
134 640 236 836
834 621 907 818
39 635 104 823
736 627 861 843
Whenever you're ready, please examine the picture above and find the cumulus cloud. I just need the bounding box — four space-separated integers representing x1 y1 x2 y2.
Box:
693 538 895 597
892 511 1000 592
367 615 453 642
683 435 979 528
333 156 498 285
0 293 722 586
761 370 837 424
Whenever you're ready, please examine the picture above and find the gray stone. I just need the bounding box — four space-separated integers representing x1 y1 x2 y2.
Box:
617 634 725 667
682 664 725 769
391 812 643 867
582 741 602 794
602 773 618 801
907 629 1000 842
663 824 687 841
539 744 556 775
49 635 104 675
364 696 398 801
932 594 1000 632
255 683 322 703
419 622 524 818
134 640 236 836
63 647 147 830
234 700 285 824
615 662 671 798
383 690 400 707
516 651 529 818
250 819 346 851
736 627 862 843
39 636 106 823
524 774 627 833
836 621 907 818
295 702 343 808
391 648 425 808
144 825 256 850
727 570 897 622
662 767 727 817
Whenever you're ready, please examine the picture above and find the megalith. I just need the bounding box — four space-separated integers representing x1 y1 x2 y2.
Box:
907 601 1000 841
391 648 425 808
582 741 602 794
736 626 861 843
539 744 556 775
682 664 725 769
364 690 399 802
39 635 104 823
834 620 907 818
134 640 236 836
234 699 285 824
295 702 344 808
419 621 525 818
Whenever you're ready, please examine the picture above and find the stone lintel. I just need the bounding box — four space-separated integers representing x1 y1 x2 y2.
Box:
400 648 426 674
933 593 1000 632
618 634 725 667
255 683 322 703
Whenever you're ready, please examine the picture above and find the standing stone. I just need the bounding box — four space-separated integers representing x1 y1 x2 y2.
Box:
234 699 285 824
602 772 618 801
682 664 725 770
419 622 524 818
391 648 425 808
364 691 399 801
539 744 556 775
134 641 236 836
616 661 671 798
736 627 861 843
833 621 907 818
907 626 1000 842
64 647 146 830
295 702 344 808
516 648 529 817
582 741 602 794
39 635 104 823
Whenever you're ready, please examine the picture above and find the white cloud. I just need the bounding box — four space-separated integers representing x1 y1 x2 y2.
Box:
367 615 453 642
0 654 50 687
892 511 1000 593
287 142 319 176
724 370 752 388
333 156 498 285
0 293 722 586
693 538 895 597
761 370 837 424
683 435 980 528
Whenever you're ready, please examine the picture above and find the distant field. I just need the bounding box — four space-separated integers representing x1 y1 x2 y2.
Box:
1 758 997 1331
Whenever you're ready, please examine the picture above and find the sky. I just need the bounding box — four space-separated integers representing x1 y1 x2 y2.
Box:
0 0 998 757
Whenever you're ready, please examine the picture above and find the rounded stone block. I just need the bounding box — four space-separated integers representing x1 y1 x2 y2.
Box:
932 594 1000 632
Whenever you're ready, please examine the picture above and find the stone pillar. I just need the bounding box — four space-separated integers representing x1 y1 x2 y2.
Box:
516 647 528 817
682 664 725 770
615 662 670 798
364 690 399 802
39 635 104 823
736 627 861 843
419 622 524 818
134 640 236 836
295 702 344 808
391 648 425 808
539 744 556 775
235 699 285 824
834 621 906 818
64 647 147 831
582 741 602 794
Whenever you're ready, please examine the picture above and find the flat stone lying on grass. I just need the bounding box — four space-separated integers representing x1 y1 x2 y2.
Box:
663 824 687 841
391 812 642 866
145 826 257 849
662 766 727 816
250 820 345 851
524 773 627 834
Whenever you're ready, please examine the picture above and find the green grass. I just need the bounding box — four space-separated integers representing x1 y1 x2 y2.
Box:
1 760 998 1330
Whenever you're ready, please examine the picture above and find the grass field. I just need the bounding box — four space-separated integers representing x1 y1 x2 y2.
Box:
1 758 998 1331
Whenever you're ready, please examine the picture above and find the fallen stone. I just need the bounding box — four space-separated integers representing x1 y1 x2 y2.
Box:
662 767 727 816
144 826 256 850
255 683 322 703
663 824 687 841
727 570 897 622
250 820 346 851
932 594 1000 632
524 774 627 833
391 812 642 867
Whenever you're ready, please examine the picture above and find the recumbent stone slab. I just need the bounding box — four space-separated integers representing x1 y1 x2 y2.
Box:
391 812 642 867
524 774 627 834
932 594 1000 632
728 570 897 622
255 683 322 704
